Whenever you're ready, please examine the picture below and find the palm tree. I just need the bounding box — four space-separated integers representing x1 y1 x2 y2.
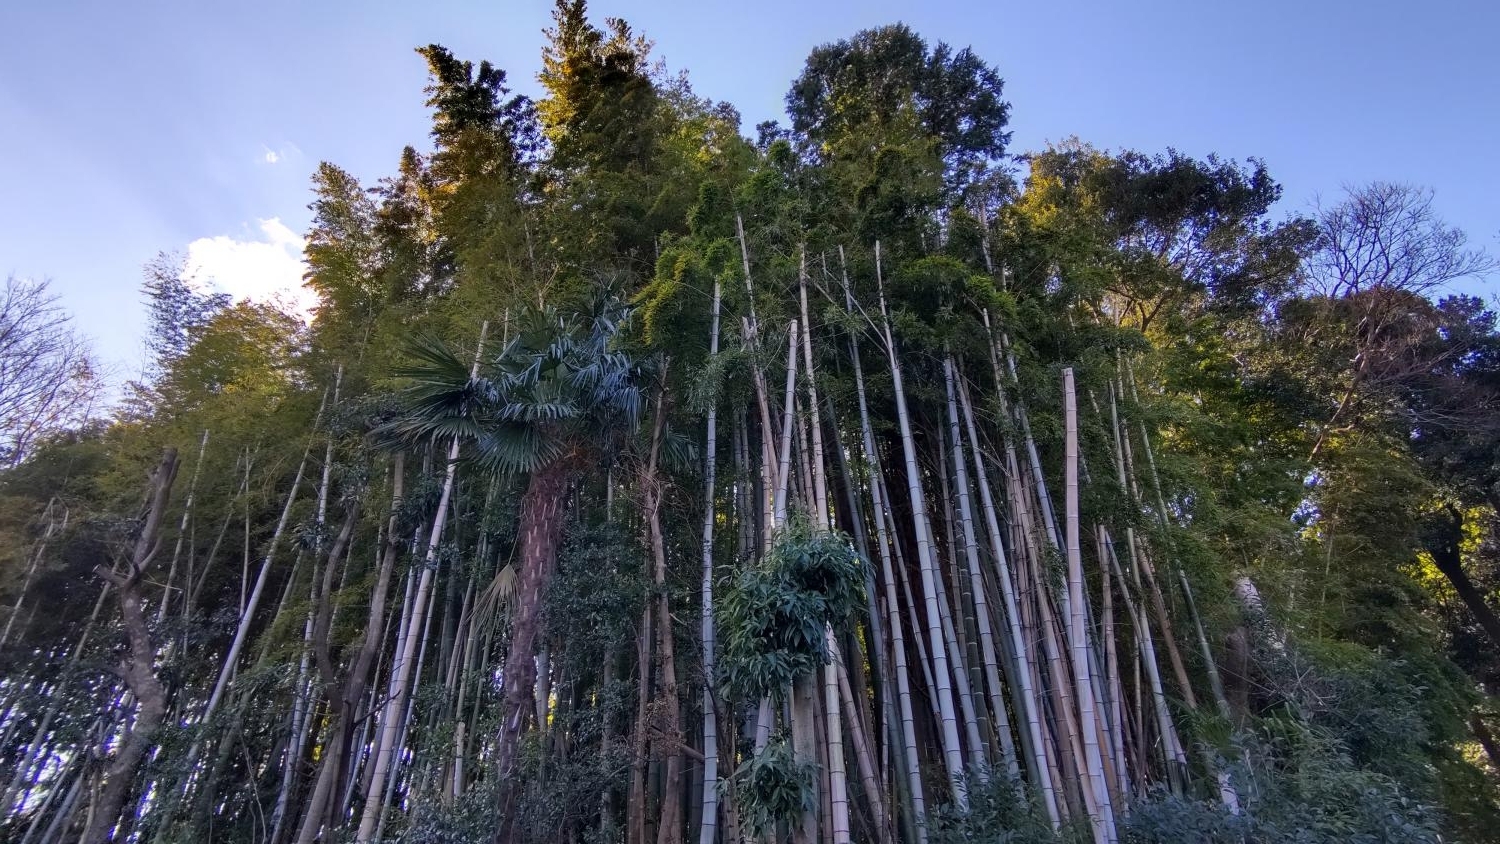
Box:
385 297 644 844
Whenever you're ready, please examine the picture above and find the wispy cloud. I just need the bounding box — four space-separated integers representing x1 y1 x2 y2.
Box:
257 142 301 166
184 218 315 320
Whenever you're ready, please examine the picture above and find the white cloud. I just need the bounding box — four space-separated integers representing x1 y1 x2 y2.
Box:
184 218 315 321
258 142 301 166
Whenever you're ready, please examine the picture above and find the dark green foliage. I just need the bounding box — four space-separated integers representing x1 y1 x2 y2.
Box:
930 729 1441 844
544 521 647 674
788 23 1010 196
1122 727 1440 844
729 733 818 837
718 517 867 700
928 773 1079 844
140 251 230 378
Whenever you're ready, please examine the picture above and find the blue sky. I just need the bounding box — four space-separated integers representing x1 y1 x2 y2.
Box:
3 0 1496 378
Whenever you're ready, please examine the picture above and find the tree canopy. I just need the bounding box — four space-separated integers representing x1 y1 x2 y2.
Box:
2 5 1497 844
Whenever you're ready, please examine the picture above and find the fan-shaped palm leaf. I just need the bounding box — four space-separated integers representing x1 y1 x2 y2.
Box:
388 295 644 475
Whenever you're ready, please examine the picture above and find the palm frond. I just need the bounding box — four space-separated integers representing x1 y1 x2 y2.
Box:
496 400 579 423
660 427 700 474
470 421 564 475
386 296 646 475
391 332 473 385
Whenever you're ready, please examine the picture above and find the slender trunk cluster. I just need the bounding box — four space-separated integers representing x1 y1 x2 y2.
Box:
0 238 1233 844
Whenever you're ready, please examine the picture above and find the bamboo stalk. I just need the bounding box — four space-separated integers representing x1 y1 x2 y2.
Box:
944 356 1016 773
874 241 965 805
354 326 486 843
1064 368 1117 844
844 245 926 842
955 373 1059 824
798 251 852 844
697 279 724 844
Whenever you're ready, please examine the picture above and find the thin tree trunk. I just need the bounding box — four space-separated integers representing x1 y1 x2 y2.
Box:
955 373 1059 824
773 321 800 526
798 253 851 843
202 395 326 728
1430 507 1500 650
629 600 653 844
943 356 1015 773
294 446 386 844
645 378 686 844
156 429 209 625
0 496 69 649
83 448 179 844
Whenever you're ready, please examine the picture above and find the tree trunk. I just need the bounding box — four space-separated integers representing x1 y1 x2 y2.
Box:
1063 370 1117 844
644 380 685 844
293 448 396 844
493 459 573 844
202 392 326 728
956 373 1059 825
943 356 1015 773
355 439 464 843
83 447 179 844
1430 508 1500 650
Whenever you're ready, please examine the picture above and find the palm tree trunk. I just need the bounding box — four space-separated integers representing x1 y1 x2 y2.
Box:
493 458 574 844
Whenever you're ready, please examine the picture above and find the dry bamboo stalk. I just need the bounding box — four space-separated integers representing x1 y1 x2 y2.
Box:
1104 531 1189 791
798 252 852 843
772 321 800 526
1096 524 1132 803
355 326 487 843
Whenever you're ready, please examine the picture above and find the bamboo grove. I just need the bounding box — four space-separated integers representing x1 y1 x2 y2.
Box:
4 4 1500 843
